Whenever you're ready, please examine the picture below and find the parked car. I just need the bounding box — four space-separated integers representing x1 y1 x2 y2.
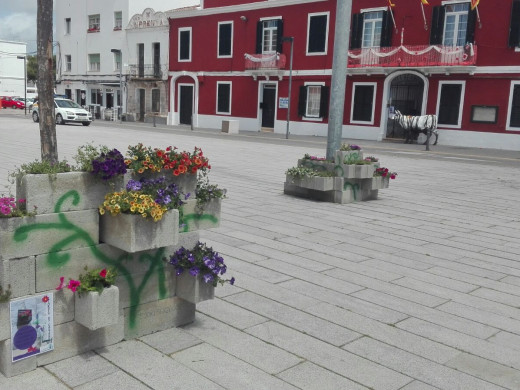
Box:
15 97 34 107
32 98 92 126
1 96 25 109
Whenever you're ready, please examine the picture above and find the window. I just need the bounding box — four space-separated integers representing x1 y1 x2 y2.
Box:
471 106 498 124
509 0 520 48
218 21 233 58
351 83 376 124
152 89 160 113
350 9 392 49
507 82 520 130
216 82 231 115
430 2 476 45
307 12 329 55
178 27 192 61
88 14 100 32
113 51 121 71
88 54 100 71
90 89 102 105
65 18 71 35
298 84 330 119
114 11 122 30
256 19 283 54
65 55 71 72
437 81 465 127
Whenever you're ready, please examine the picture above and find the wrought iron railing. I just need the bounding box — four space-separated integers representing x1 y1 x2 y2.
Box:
348 44 477 68
128 64 163 79
244 53 287 70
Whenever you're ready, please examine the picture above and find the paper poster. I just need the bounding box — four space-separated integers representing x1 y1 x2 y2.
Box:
10 293 54 362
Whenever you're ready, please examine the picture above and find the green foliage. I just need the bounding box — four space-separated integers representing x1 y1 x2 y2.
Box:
196 172 226 210
10 159 73 180
26 56 37 83
286 166 334 179
73 143 110 172
77 266 117 296
339 143 362 151
0 284 12 303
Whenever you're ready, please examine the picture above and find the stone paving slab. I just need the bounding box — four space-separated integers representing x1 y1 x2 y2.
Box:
1 117 520 389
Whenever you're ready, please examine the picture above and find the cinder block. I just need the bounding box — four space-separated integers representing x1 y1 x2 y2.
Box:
4 256 36 299
181 199 222 232
124 296 195 339
0 339 37 377
36 316 124 366
333 190 355 204
75 286 119 330
0 210 100 261
336 150 363 164
221 119 239 134
176 273 215 304
16 172 124 215
49 289 75 325
0 303 9 341
176 231 201 249
116 268 176 309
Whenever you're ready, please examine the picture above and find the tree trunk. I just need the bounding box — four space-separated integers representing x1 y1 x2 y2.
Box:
37 0 58 163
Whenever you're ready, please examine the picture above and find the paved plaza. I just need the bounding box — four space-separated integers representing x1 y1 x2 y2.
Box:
1 111 520 389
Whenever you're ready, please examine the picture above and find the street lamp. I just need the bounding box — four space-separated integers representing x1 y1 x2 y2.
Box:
281 37 294 140
110 49 122 123
17 56 27 115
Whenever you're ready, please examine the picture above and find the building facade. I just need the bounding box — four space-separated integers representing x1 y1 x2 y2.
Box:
55 0 197 122
0 41 27 98
167 0 520 150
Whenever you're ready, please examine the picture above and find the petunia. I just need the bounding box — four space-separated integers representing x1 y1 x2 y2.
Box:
67 279 81 293
99 268 107 278
230 277 235 285
56 276 65 290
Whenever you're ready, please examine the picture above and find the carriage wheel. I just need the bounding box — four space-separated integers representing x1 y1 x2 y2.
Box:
417 131 438 146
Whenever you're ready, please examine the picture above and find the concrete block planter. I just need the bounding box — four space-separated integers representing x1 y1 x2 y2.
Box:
75 286 119 330
16 172 124 215
285 176 334 191
176 273 215 304
371 177 390 190
336 150 363 164
134 170 197 195
100 210 179 253
180 198 222 232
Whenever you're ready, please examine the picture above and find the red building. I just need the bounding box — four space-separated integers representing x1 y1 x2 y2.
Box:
167 0 520 150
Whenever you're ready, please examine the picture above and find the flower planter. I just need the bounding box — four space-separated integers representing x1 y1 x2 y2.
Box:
371 177 390 190
336 150 363 164
99 209 179 253
180 198 222 232
74 286 119 330
133 170 197 195
285 176 334 191
354 164 375 179
16 172 124 215
176 273 215 304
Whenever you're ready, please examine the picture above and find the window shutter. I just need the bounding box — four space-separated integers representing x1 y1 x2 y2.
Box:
319 86 330 118
429 6 445 45
256 21 263 54
466 8 477 44
509 0 520 47
276 19 284 53
298 86 307 117
350 13 363 49
380 11 393 47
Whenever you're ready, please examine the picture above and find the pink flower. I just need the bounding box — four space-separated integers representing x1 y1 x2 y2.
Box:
67 279 81 292
56 276 65 290
99 268 107 278
390 174 396 180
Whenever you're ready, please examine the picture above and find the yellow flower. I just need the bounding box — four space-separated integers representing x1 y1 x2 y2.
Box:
99 207 105 215
133 156 138 160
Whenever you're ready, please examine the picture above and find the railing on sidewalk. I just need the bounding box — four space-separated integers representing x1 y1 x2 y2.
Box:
128 64 163 79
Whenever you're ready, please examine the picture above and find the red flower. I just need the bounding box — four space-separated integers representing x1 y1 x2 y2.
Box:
173 169 180 176
42 295 49 303
390 174 396 179
56 276 65 290
99 268 107 278
67 279 81 293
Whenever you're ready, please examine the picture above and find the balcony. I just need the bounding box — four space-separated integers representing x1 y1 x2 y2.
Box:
244 53 286 80
347 44 477 72
128 64 163 80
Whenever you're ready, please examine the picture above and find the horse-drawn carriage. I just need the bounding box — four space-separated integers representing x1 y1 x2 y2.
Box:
393 110 439 145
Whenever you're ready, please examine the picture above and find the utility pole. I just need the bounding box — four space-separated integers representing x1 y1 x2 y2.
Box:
37 0 58 163
326 0 352 160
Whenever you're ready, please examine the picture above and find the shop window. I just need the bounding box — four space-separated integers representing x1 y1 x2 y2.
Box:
437 82 465 127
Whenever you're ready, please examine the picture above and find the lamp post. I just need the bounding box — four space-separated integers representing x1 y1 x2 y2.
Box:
110 49 123 123
17 56 27 115
281 37 294 140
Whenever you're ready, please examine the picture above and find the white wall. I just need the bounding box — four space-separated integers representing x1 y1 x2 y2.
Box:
128 0 199 17
0 41 27 97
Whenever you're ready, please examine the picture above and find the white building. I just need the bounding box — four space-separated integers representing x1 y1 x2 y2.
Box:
0 40 27 98
55 0 199 122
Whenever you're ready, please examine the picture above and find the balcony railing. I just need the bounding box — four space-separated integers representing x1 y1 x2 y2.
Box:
128 64 163 79
244 53 286 70
347 44 477 68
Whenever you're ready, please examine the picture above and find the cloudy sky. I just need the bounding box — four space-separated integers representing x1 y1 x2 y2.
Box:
0 2 40 54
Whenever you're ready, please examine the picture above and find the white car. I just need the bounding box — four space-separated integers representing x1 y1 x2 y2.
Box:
32 98 92 126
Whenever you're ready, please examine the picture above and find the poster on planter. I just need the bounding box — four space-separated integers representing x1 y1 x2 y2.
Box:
10 293 54 362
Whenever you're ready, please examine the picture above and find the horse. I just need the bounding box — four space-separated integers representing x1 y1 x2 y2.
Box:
393 110 438 145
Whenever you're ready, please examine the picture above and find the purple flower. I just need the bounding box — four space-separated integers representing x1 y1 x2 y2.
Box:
176 268 184 276
230 277 235 285
189 267 200 276
203 273 215 284
126 180 142 191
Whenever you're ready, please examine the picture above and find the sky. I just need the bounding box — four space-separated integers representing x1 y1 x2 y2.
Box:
0 2 40 55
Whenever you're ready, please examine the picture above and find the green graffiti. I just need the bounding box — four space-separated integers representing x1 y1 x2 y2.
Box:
14 190 167 329
180 213 219 233
343 152 359 164
299 159 328 172
343 182 359 201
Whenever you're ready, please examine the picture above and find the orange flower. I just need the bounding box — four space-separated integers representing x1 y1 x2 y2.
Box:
138 168 144 174
194 157 202 165
179 165 187 173
173 169 180 176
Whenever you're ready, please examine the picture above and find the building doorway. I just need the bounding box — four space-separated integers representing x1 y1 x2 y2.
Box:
179 84 193 125
138 89 145 122
386 74 424 139
261 84 276 130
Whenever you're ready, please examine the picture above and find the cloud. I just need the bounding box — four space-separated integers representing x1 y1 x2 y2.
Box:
0 12 37 54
